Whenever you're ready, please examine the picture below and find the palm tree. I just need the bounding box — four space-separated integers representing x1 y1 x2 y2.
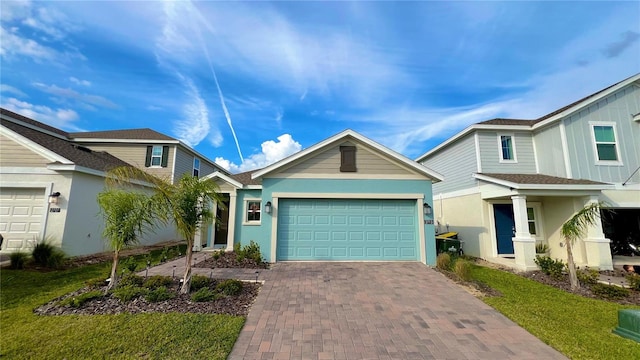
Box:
97 189 157 292
105 167 222 293
561 202 603 290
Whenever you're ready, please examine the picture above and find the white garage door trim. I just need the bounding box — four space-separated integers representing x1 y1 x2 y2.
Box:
270 192 426 263
0 182 53 252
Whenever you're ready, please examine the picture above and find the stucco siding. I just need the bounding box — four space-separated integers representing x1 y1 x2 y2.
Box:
433 192 485 258
564 85 640 183
421 134 478 194
233 189 264 249
478 131 537 174
83 143 175 180
0 134 49 167
533 124 566 177
277 142 418 177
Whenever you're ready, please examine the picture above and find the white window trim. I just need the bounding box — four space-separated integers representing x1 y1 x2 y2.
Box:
497 133 517 163
150 145 164 168
243 198 262 226
589 121 623 166
193 157 200 177
526 203 544 240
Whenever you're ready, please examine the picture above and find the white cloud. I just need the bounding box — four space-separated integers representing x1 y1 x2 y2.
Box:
0 84 27 97
1 97 80 129
0 26 56 61
32 82 117 109
215 134 302 173
69 77 91 87
172 76 216 148
1 0 32 22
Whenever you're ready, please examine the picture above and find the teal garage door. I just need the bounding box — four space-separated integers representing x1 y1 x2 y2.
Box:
277 199 418 261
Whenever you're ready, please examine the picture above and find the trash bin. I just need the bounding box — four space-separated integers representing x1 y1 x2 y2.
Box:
435 232 461 254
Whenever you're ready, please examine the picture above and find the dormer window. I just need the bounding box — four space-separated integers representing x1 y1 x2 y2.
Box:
498 134 517 163
340 146 357 172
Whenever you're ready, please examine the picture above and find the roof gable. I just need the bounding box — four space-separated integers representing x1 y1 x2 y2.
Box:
252 129 443 182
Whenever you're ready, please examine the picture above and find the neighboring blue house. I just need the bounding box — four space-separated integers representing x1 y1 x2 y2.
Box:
199 130 444 265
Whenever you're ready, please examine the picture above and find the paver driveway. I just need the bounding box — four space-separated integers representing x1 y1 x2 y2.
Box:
229 262 566 360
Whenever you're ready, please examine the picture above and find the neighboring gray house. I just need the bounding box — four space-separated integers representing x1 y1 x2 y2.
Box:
417 73 640 270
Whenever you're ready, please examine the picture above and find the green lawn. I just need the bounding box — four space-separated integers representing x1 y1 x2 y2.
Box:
0 255 244 360
472 265 640 360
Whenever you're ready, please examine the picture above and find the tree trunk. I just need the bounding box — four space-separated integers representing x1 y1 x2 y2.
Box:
106 249 119 293
180 237 194 294
566 240 580 290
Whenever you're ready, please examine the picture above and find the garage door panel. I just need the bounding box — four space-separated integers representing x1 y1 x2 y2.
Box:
277 199 418 261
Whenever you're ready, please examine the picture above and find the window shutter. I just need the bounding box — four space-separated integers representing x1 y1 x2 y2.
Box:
161 146 170 167
145 146 152 167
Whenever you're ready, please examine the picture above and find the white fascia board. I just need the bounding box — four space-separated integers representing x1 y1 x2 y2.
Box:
46 164 107 178
201 171 244 188
253 129 444 182
0 125 72 164
415 124 532 162
0 114 68 140
532 74 640 130
246 185 262 190
472 173 613 191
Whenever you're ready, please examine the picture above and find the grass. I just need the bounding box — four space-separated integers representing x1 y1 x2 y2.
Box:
0 247 244 360
471 265 640 360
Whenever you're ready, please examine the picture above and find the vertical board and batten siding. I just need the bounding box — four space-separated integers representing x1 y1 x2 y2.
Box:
477 131 537 174
421 134 477 194
563 85 640 183
532 124 567 177
0 134 49 167
82 144 175 180
277 142 418 177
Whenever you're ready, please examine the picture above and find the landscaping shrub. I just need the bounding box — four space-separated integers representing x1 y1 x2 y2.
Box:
191 287 221 302
9 252 29 269
534 256 565 279
212 250 222 260
235 241 264 264
216 279 243 296
121 256 138 273
59 290 103 308
145 286 175 302
143 275 174 289
454 260 472 281
112 285 148 302
436 253 451 270
118 273 144 288
190 275 211 291
625 274 640 291
590 283 630 299
577 267 600 286
32 241 66 269
85 277 108 288
535 243 550 254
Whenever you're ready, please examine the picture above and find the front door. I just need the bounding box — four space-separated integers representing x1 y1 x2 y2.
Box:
494 204 515 255
214 197 230 246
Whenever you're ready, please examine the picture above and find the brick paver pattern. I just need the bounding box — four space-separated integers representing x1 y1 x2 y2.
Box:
228 262 567 360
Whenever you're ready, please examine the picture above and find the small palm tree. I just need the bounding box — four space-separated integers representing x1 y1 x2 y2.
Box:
561 202 603 290
105 167 222 294
98 189 157 292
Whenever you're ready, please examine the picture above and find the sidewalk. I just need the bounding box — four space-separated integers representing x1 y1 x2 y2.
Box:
137 253 266 282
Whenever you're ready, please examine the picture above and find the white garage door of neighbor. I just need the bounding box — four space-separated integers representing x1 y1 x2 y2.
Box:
0 188 45 251
277 198 419 261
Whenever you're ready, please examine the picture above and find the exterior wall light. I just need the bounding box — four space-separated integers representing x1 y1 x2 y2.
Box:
48 192 61 204
423 202 432 216
265 201 272 214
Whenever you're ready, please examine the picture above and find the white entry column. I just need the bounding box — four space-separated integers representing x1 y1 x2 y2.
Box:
226 192 238 251
511 195 537 270
583 196 613 270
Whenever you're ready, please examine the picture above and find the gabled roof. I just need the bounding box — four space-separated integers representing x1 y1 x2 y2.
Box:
473 173 610 190
1 115 131 172
69 128 176 141
417 73 640 162
252 129 444 182
231 170 262 185
0 108 69 137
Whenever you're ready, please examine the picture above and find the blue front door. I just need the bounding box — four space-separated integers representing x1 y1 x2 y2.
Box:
494 204 515 254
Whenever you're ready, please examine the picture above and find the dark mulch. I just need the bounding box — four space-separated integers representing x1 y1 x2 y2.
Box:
34 279 261 316
194 251 269 269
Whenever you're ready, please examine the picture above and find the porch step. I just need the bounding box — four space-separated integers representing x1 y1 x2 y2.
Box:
613 309 640 343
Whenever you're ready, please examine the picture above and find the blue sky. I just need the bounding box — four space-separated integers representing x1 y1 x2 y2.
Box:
1 1 639 173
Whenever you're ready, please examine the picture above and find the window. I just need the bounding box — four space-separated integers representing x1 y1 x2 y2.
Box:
527 207 537 235
145 145 169 167
591 123 620 163
245 200 261 223
340 146 357 172
193 158 200 177
498 134 516 162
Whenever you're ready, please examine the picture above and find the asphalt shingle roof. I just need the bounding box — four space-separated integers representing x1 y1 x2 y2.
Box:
230 170 262 185
479 173 607 185
69 128 176 141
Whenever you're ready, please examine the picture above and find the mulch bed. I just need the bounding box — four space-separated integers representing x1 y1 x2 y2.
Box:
34 279 261 316
194 251 269 269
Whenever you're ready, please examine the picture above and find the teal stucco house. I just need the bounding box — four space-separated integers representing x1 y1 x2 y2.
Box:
198 130 444 265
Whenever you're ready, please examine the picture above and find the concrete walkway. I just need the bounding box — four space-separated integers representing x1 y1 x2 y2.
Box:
227 262 566 360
